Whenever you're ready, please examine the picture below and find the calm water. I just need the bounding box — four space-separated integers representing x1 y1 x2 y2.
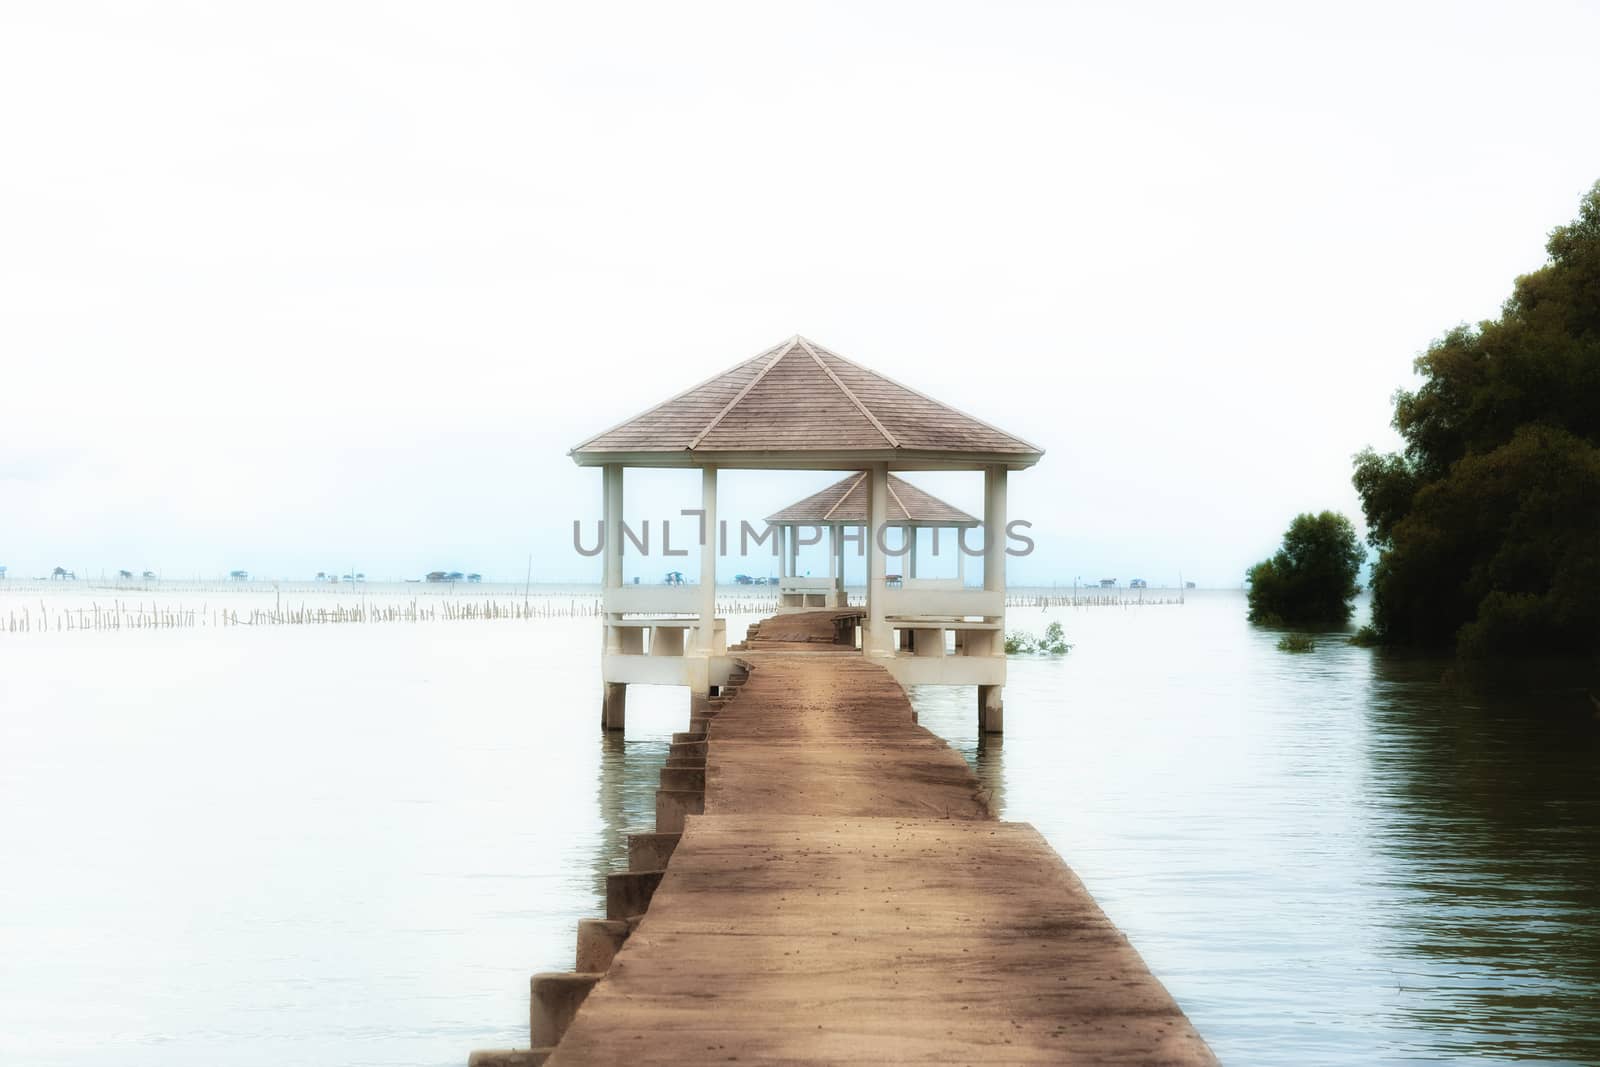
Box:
2 591 1596 1065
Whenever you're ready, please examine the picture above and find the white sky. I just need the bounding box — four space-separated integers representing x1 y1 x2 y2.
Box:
2 1 1597 585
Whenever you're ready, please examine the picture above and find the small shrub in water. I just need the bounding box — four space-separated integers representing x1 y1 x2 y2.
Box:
1277 633 1316 653
1004 630 1037 655
1005 623 1072 656
1348 625 1380 647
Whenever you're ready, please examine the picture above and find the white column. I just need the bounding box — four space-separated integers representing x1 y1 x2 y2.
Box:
601 464 626 729
908 528 918 580
957 528 966 586
866 463 889 653
603 464 624 591
828 527 838 580
983 466 1007 595
699 466 717 651
979 466 1007 734
787 524 799 577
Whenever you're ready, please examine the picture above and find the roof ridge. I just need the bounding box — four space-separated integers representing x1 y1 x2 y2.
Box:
688 338 797 450
807 340 1044 456
795 337 900 449
820 471 867 521
569 338 791 455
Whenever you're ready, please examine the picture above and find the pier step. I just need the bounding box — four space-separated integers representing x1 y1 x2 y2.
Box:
654 788 704 833
467 1049 552 1066
529 972 604 1046
604 869 665 920
575 918 632 972
659 765 704 791
626 831 681 871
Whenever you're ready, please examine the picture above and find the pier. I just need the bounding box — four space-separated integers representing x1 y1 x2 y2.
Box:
470 612 1213 1064
470 339 1213 1063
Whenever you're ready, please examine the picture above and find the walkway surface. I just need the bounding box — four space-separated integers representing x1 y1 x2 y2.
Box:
550 613 1215 1064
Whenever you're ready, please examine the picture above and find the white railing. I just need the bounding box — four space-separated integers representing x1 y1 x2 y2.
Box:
603 585 703 615
879 586 1004 619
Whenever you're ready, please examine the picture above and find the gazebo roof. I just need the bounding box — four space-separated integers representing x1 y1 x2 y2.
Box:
569 336 1042 470
766 473 978 528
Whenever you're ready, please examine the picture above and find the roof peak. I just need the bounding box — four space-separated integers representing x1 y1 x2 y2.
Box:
570 336 1044 469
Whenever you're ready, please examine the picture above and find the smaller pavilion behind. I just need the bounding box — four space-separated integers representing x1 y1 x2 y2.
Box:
765 472 978 612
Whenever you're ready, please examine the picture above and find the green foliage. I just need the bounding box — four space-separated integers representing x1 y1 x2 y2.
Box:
1004 630 1036 654
1246 511 1365 624
1277 633 1316 653
1348 626 1380 647
1040 621 1070 655
1353 181 1600 658
1005 622 1071 656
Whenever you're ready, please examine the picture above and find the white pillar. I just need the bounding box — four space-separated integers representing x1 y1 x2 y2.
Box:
699 467 717 651
983 466 1007 595
601 464 626 731
980 465 1006 733
957 528 966 586
603 464 623 591
787 524 799 578
908 528 918 580
828 527 838 580
866 463 889 653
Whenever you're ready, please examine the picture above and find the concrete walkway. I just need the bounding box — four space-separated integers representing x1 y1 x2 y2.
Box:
543 615 1215 1064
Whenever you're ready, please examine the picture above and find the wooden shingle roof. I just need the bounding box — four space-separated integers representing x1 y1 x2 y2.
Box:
766 473 978 527
569 336 1042 470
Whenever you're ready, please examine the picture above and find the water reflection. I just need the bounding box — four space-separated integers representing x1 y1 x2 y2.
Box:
587 694 676 899
908 596 1600 1065
1362 656 1600 1061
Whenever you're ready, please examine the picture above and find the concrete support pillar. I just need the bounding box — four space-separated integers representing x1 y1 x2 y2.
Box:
531 972 602 1046
575 918 631 972
866 463 889 654
603 465 623 590
601 682 626 732
787 523 799 578
982 467 1007 735
984 466 1007 596
699 466 717 652
908 529 918 580
979 683 1004 734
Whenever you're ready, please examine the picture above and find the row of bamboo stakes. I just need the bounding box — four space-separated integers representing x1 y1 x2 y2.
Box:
2 591 1180 635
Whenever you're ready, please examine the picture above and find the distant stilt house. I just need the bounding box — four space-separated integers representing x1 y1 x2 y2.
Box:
568 335 1042 735
425 571 448 583
765 473 978 613
51 566 75 581
118 569 133 580
229 570 249 581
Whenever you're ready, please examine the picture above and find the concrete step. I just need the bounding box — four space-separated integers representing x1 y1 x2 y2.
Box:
626 831 681 871
605 868 665 920
467 1048 553 1066
575 918 631 971
530 972 603 1046
655 787 704 833
659 766 705 791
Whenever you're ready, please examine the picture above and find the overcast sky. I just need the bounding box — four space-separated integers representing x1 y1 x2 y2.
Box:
2 1 1597 586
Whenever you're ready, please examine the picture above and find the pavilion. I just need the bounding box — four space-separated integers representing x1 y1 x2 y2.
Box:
764 471 978 611
568 335 1043 733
